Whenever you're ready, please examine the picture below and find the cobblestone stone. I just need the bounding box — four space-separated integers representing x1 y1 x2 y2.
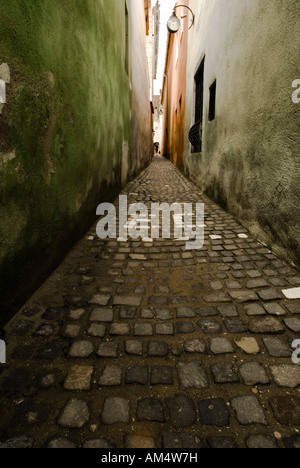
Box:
248 317 285 334
58 399 90 429
113 296 142 307
166 395 196 428
244 303 266 316
231 396 267 425
270 365 300 388
263 303 286 316
140 308 154 319
155 309 172 320
262 337 291 357
198 319 222 334
224 318 247 333
147 341 169 357
10 320 33 336
156 323 174 335
64 366 94 390
125 434 156 449
163 433 201 449
126 367 148 385
207 437 237 449
286 303 300 314
176 307 195 318
177 322 195 334
239 362 269 386
64 324 81 338
37 341 66 360
137 398 165 422
47 438 77 448
235 337 260 354
0 436 35 449
102 397 130 425
99 366 122 386
65 295 86 308
109 323 130 336
134 323 153 336
40 373 57 388
87 323 106 337
149 296 168 306
120 307 137 319
89 294 110 306
90 308 114 323
196 306 218 317
203 292 231 303
83 439 115 449
246 279 269 289
283 435 300 449
69 341 94 358
97 341 119 358
184 338 206 354
258 289 282 301
269 396 300 425
125 340 143 355
69 309 85 320
284 317 300 332
177 362 209 389
2 156 300 448
151 366 173 385
218 305 238 317
198 399 230 427
210 337 235 354
211 363 240 384
42 307 65 321
246 435 277 449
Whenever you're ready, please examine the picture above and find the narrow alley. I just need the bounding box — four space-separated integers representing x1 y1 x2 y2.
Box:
1 0 300 452
1 156 300 449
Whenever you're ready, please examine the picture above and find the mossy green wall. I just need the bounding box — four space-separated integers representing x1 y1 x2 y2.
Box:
0 0 152 324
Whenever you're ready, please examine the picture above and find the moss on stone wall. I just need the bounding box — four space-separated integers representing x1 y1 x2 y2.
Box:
0 0 151 324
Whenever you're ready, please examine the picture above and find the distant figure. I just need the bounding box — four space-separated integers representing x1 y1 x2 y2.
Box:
0 339 6 364
154 142 159 155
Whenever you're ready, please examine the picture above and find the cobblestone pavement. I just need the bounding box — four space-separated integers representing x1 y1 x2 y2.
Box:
1 156 300 449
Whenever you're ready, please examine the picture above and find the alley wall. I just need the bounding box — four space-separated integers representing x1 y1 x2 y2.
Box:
0 0 153 324
183 0 300 266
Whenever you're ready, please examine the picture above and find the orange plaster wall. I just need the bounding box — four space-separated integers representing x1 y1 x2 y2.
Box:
162 2 189 170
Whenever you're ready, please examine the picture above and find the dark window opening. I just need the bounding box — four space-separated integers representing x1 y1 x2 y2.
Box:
125 5 129 75
190 58 205 153
209 80 216 121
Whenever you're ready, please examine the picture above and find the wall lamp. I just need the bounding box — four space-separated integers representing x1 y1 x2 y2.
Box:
167 5 195 33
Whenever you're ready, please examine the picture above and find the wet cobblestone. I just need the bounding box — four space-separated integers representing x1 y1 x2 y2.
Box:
1 156 300 448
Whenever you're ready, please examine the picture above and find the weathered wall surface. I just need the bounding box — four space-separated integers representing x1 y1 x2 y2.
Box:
183 0 300 266
162 2 189 169
128 0 153 181
0 0 152 324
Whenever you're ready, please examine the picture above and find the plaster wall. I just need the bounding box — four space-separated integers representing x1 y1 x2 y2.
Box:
183 0 300 266
0 0 152 324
